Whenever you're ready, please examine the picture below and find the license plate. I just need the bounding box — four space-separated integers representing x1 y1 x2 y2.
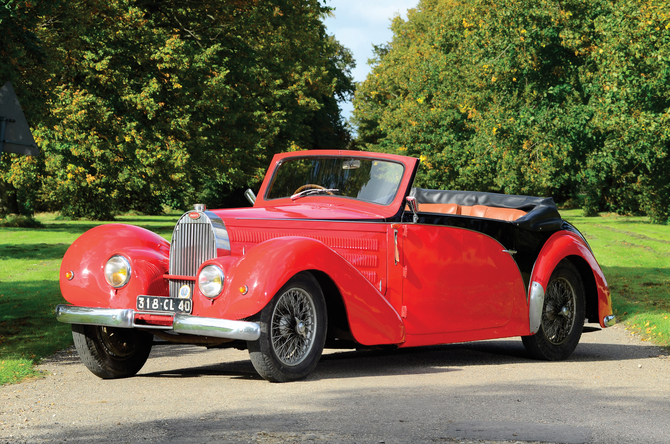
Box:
136 296 192 314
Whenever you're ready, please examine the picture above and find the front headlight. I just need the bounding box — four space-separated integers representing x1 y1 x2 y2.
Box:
104 255 131 288
198 265 225 298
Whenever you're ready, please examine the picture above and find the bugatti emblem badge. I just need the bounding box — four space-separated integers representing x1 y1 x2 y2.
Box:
179 285 191 299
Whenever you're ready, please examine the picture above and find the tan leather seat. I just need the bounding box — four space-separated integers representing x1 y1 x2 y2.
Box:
417 203 461 215
482 206 527 221
461 205 488 218
421 203 526 221
413 200 526 222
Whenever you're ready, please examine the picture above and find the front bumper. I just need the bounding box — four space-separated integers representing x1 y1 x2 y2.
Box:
55 305 261 341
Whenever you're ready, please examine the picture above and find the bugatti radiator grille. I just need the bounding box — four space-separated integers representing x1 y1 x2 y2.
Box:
169 214 217 298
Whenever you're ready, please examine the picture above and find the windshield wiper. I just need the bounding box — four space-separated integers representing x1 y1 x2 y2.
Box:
290 188 339 201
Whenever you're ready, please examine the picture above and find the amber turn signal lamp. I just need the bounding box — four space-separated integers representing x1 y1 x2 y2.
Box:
239 285 248 295
65 271 75 280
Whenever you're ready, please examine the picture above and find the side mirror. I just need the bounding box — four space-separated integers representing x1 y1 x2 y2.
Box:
406 196 418 223
244 189 256 205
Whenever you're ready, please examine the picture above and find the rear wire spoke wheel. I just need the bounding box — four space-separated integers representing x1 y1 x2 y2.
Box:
522 260 585 361
248 272 327 382
544 277 577 345
72 324 153 379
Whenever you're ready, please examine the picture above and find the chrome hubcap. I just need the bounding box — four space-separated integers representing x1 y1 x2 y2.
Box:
270 288 316 366
295 318 306 337
542 277 576 345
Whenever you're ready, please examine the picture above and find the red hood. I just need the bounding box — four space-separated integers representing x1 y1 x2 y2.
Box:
209 201 392 223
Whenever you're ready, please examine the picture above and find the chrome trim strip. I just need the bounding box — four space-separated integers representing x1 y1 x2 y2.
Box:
55 305 261 341
405 196 418 223
55 305 134 328
603 314 617 327
204 210 230 251
529 281 545 334
173 315 260 341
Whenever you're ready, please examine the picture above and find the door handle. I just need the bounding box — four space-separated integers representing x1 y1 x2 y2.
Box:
394 229 399 265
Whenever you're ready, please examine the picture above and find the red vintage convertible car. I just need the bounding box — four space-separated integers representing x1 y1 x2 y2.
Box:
56 150 616 382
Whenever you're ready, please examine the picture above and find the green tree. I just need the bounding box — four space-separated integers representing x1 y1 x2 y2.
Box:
354 0 670 222
0 0 61 216
304 35 356 150
2 0 354 219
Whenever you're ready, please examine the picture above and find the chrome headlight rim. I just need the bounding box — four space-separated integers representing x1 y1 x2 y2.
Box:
104 254 132 288
198 264 225 298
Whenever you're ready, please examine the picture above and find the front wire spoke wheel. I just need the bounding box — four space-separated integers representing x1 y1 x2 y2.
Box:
271 288 316 365
98 327 139 358
248 273 327 382
72 324 153 379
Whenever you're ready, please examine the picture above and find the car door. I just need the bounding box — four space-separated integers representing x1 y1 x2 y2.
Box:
399 223 526 335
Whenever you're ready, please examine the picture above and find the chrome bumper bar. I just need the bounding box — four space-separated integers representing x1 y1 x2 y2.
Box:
55 305 260 341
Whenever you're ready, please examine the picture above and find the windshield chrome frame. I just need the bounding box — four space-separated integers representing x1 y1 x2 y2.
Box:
263 155 406 206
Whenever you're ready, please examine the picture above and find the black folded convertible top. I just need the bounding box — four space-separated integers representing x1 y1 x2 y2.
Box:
410 188 563 232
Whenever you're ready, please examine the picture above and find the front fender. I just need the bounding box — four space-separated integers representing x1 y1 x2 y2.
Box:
60 224 170 309
530 230 613 328
199 237 405 346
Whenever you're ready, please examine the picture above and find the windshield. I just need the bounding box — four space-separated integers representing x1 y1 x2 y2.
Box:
266 156 405 205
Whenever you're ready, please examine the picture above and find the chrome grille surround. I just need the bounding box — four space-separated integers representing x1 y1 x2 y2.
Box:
169 210 229 298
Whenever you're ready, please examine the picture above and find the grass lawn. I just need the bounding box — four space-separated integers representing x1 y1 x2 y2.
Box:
0 212 179 385
561 210 670 346
1 210 668 385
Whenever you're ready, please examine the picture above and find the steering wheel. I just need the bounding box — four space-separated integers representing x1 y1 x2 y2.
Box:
293 184 334 195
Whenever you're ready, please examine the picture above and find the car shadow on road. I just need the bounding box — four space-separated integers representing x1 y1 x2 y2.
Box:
311 338 664 381
132 332 666 382
140 347 263 380
137 347 461 381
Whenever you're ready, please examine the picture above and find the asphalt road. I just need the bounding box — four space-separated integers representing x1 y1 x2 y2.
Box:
1 324 669 444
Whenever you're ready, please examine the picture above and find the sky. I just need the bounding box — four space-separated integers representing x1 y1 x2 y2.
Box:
322 0 419 122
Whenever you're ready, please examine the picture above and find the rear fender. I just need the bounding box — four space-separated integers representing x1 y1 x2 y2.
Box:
201 237 405 346
530 231 613 328
60 224 170 309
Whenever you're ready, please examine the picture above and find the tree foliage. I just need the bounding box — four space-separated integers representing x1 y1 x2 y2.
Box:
1 0 354 219
354 0 670 222
0 0 61 216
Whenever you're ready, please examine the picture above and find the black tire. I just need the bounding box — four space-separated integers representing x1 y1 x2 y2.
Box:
522 260 585 361
72 324 153 379
248 272 327 382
